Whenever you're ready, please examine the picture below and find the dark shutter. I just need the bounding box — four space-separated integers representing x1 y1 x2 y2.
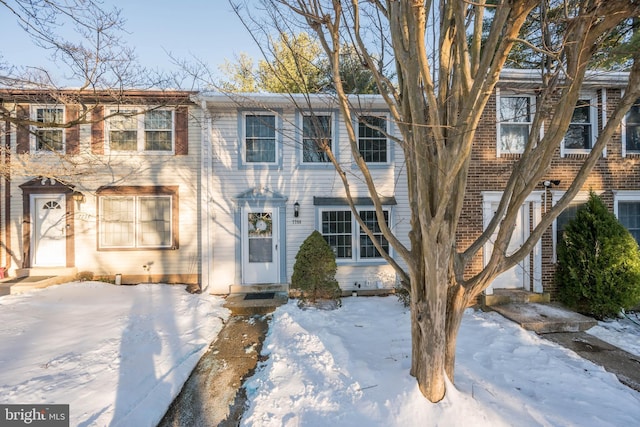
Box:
16 104 30 154
174 106 188 155
66 105 80 155
91 105 104 155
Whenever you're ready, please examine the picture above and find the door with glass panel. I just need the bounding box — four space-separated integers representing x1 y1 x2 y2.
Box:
242 209 279 284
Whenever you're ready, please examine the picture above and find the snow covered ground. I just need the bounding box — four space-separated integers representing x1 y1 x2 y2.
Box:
242 297 640 427
1 282 639 427
0 282 229 427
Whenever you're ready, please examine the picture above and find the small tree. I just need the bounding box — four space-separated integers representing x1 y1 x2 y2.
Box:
291 230 340 302
556 192 640 319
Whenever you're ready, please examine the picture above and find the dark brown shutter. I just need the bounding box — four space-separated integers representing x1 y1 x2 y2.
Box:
16 104 30 154
174 106 188 155
91 105 104 155
66 105 80 155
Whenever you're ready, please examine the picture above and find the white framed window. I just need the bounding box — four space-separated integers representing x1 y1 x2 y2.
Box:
32 105 65 152
243 112 277 164
561 94 598 155
98 188 177 250
357 115 389 163
319 208 390 262
622 98 640 156
614 191 640 245
497 91 535 156
106 108 174 153
302 113 333 163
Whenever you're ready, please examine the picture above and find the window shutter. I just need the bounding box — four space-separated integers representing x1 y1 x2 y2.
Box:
66 105 80 155
91 106 104 155
16 104 30 154
175 106 188 155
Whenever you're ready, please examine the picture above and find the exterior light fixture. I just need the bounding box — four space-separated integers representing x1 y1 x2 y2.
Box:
72 191 85 203
294 201 300 217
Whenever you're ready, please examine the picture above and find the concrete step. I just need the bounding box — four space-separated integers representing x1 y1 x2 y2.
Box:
482 289 550 306
0 274 77 295
490 302 598 333
229 283 289 295
223 291 289 316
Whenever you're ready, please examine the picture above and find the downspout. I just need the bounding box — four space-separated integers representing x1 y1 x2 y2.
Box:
3 118 11 274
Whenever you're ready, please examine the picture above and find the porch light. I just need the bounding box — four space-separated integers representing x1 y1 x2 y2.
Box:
72 191 85 203
294 201 300 217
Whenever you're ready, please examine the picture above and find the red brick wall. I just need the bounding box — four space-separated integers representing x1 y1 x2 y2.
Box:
459 88 639 299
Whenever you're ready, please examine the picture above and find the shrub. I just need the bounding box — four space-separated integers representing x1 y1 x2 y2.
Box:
291 230 341 302
556 192 640 319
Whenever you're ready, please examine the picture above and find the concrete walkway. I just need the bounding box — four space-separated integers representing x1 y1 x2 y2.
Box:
158 314 270 427
490 302 640 392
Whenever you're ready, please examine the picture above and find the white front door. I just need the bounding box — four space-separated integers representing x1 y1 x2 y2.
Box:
32 194 67 267
484 201 529 293
242 209 279 284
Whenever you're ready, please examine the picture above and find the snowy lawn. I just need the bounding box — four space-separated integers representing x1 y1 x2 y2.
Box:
1 283 639 427
242 297 640 427
0 281 229 427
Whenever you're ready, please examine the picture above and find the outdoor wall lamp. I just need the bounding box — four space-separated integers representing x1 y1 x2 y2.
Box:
72 191 86 203
294 201 300 218
543 180 561 188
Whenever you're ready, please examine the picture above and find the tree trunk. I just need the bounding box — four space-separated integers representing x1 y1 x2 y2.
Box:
410 242 451 402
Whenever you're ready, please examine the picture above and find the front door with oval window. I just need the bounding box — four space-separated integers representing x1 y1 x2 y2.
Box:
32 194 67 267
242 209 279 284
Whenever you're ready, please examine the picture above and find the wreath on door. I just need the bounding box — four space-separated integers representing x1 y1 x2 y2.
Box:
248 212 272 236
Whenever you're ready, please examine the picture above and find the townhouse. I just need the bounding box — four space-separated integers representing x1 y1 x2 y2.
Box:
1 69 638 298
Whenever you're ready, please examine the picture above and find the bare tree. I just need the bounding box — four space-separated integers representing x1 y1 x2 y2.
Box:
0 0 186 183
233 0 640 402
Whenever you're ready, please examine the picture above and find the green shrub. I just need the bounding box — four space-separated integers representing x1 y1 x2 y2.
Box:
556 192 640 319
291 230 341 302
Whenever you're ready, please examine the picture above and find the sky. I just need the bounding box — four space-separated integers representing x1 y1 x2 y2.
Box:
0 0 263 86
1 282 639 426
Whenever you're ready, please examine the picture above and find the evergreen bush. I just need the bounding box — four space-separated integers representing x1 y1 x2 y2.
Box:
556 192 640 319
291 230 341 302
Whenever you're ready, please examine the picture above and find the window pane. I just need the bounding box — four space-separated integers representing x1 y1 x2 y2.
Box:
145 131 172 151
626 101 640 152
145 110 172 129
359 210 389 259
138 197 171 246
110 131 138 151
500 124 529 152
246 115 276 162
303 115 331 162
321 210 352 258
109 111 138 151
565 124 592 149
358 116 387 163
101 197 135 247
556 204 581 246
619 202 640 245
500 97 531 123
36 129 63 151
36 108 63 124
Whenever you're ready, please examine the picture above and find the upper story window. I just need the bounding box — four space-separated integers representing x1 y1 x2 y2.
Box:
320 208 390 262
302 113 332 163
244 113 277 163
107 108 174 153
358 115 388 163
562 96 598 154
33 106 64 152
498 94 534 155
624 98 640 155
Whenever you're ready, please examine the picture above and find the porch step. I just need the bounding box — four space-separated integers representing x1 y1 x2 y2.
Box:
490 302 598 334
224 283 289 315
482 288 550 306
0 267 78 295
